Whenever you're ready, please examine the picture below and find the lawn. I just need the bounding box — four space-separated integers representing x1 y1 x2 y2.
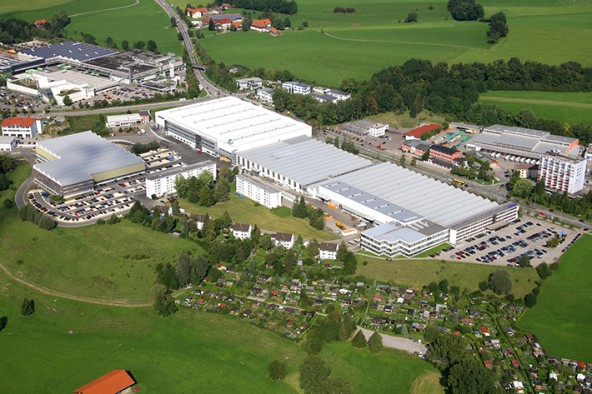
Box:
1 0 182 55
479 91 592 126
415 243 451 258
0 269 438 393
199 0 592 86
356 257 538 298
179 194 337 241
518 234 592 362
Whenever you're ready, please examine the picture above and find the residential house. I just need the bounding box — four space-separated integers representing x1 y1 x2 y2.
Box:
221 3 232 9
236 77 263 90
311 92 337 103
1 117 42 138
250 19 272 32
34 19 47 27
231 223 252 240
319 242 338 260
194 214 207 230
282 81 311 95
256 87 274 104
187 7 208 17
270 27 281 36
272 232 295 248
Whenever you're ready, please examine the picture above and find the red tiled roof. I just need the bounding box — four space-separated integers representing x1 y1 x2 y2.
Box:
405 123 441 138
35 19 47 25
215 18 232 24
187 7 208 14
1 117 35 128
251 19 271 29
73 370 135 394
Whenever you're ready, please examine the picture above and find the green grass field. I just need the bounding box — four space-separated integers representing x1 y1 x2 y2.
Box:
0 267 438 393
198 0 592 86
1 0 182 55
518 234 592 362
479 91 592 126
356 257 538 298
179 194 337 241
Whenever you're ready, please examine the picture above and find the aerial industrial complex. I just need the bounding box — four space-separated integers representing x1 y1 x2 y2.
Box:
155 97 312 160
33 131 145 198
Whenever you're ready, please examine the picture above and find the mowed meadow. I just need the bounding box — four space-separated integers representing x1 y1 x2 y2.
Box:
198 0 592 86
0 0 182 55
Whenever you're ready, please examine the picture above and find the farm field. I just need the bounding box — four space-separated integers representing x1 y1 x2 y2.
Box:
518 234 592 362
356 257 538 298
199 0 592 86
179 193 338 241
1 0 182 55
479 91 592 126
0 263 439 393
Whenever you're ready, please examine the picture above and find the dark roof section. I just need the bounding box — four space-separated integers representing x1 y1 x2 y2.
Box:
231 223 251 232
22 41 117 63
430 144 458 156
319 242 338 252
272 232 293 242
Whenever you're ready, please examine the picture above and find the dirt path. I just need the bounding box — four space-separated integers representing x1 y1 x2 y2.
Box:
0 263 151 308
319 30 477 50
70 0 140 18
481 96 592 109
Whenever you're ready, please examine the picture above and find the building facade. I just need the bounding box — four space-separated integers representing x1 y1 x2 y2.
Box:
429 145 461 168
256 87 274 104
319 242 338 260
1 117 42 138
106 113 143 128
145 161 216 198
282 81 311 95
537 153 587 194
0 136 16 151
272 232 295 248
236 77 263 90
230 223 252 240
236 173 282 208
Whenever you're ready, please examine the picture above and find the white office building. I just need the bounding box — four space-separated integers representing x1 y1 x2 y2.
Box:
145 160 216 198
106 114 143 128
538 152 587 194
1 117 43 138
0 136 16 151
236 173 282 208
236 77 263 90
155 97 311 161
256 87 274 104
282 81 311 95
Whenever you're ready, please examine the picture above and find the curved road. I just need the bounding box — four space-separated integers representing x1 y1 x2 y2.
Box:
0 263 151 307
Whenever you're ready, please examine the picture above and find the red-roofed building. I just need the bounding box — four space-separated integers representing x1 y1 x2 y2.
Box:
1 116 42 138
484 360 493 369
251 19 272 32
221 3 232 9
34 19 47 26
511 359 520 368
270 27 281 36
187 7 208 17
405 123 442 140
73 370 135 394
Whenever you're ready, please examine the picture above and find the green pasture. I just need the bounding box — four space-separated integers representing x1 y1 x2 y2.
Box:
356 257 538 298
179 194 337 241
519 234 592 362
0 266 438 393
479 91 592 126
1 0 182 55
199 0 592 86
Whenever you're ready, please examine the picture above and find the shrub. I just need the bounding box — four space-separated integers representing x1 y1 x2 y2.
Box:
351 330 367 348
21 298 35 316
524 292 537 308
268 360 287 381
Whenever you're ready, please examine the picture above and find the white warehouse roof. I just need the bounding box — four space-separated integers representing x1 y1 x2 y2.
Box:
319 162 503 229
238 136 373 187
155 97 312 153
34 131 144 185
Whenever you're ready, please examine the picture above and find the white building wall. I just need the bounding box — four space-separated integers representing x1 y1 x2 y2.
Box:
236 175 282 209
319 249 337 260
145 163 217 197
538 155 587 194
1 122 40 138
360 228 449 257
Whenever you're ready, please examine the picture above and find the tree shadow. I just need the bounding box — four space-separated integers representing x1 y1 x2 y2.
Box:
0 316 8 332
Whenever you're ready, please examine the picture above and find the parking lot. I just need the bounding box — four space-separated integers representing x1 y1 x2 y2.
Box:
26 147 186 225
429 216 582 267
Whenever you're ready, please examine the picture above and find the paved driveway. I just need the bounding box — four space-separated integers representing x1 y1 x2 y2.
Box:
359 328 427 355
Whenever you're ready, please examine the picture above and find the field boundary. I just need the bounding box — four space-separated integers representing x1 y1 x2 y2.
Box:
0 263 151 307
70 0 139 18
481 96 592 109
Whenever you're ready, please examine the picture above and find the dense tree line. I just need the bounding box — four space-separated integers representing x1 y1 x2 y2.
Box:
447 0 483 21
291 196 324 230
175 170 230 207
0 11 70 44
507 172 592 218
193 44 238 92
427 332 499 393
0 155 18 192
130 140 159 155
126 201 177 233
19 205 57 230
303 308 357 354
486 12 508 44
231 0 298 15
272 58 592 145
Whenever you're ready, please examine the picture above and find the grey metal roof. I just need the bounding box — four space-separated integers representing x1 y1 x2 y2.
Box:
34 131 144 185
145 161 215 181
311 93 336 102
236 173 282 194
21 41 117 63
320 162 501 228
0 136 15 143
363 222 443 244
238 136 372 187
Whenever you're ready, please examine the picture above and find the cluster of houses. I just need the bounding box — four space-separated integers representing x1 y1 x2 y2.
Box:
235 76 351 105
186 5 281 36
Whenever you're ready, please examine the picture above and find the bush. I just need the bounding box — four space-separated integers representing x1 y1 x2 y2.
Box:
21 298 35 316
488 270 512 295
478 280 490 291
368 331 383 353
524 292 537 308
268 360 287 381
536 263 552 279
351 330 367 348
2 199 14 209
